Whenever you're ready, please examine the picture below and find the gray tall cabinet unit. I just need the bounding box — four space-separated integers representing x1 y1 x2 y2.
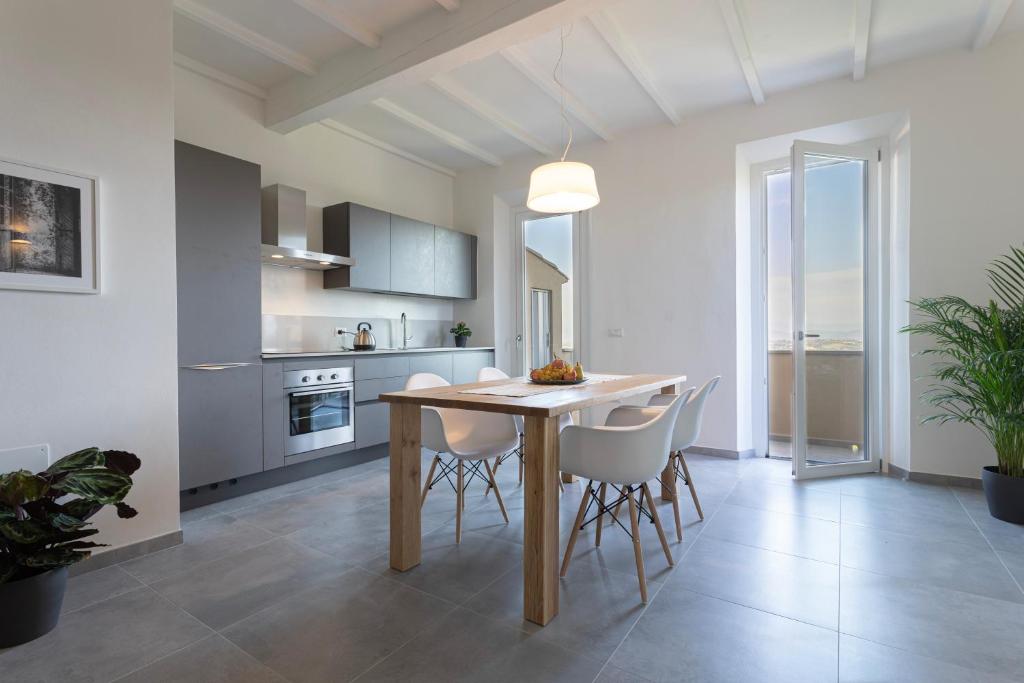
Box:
175 141 264 491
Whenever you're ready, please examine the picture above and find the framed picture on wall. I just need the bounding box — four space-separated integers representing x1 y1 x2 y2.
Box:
0 158 98 294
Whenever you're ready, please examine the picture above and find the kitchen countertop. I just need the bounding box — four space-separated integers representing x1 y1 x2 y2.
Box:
262 346 495 359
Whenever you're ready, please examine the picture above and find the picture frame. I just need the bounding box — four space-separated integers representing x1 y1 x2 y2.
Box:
0 157 99 294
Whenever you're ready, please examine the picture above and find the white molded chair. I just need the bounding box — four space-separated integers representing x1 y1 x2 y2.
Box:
559 394 686 602
607 376 720 541
409 372 519 543
477 366 572 489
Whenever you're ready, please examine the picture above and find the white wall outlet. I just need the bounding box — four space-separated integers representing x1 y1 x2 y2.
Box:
0 444 49 472
609 328 625 338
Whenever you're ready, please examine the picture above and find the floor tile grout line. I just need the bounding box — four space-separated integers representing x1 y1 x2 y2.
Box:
347 603 463 683
590 475 741 682
952 488 1024 597
59 582 150 617
107 632 222 683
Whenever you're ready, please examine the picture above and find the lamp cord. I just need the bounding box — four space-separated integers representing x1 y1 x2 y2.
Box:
553 23 575 162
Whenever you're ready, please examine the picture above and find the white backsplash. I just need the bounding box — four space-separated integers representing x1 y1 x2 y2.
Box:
262 314 455 353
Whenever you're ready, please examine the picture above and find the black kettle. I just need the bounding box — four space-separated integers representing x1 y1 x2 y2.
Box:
353 322 376 351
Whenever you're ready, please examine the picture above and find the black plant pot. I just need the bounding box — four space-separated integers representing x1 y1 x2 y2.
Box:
455 335 469 348
0 567 67 648
981 466 1024 524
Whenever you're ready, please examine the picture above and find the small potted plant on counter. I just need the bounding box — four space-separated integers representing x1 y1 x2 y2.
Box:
451 321 472 348
0 447 141 647
903 245 1024 523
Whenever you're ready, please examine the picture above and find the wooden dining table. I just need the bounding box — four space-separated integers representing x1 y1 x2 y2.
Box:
380 372 686 626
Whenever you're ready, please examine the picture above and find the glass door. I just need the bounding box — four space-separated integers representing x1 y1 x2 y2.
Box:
790 140 880 479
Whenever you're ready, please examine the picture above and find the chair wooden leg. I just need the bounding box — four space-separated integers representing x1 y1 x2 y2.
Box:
455 460 464 544
560 480 593 577
642 482 674 567
595 482 608 547
678 451 704 521
668 453 683 541
626 487 648 603
421 455 439 509
484 459 509 524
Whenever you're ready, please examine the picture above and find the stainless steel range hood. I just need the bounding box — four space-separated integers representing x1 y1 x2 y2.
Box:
261 184 354 270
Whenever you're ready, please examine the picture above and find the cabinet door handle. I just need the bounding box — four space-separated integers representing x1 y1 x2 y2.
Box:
182 362 254 371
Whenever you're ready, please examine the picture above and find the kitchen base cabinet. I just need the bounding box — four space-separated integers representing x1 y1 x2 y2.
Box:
355 401 390 449
453 350 496 384
179 364 264 491
409 353 453 383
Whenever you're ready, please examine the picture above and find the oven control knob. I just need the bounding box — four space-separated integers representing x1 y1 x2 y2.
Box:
331 373 339 380
301 376 310 383
317 375 325 381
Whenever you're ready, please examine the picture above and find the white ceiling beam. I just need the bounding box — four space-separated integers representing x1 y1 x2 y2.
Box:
430 74 555 156
373 99 503 166
852 0 872 81
716 0 765 104
589 10 680 125
500 46 613 141
435 0 460 10
174 52 268 99
972 0 1014 50
289 0 380 48
174 0 317 76
319 120 456 177
265 0 614 133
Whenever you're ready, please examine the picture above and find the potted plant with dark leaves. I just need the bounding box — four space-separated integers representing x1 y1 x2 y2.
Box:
451 321 472 348
0 447 140 647
903 246 1024 523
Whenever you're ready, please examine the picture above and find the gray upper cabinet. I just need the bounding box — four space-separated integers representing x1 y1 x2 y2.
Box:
175 141 261 365
322 202 475 300
434 227 476 299
323 202 391 292
390 215 435 296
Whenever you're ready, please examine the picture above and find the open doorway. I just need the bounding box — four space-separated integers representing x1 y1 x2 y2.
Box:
753 139 885 479
513 211 585 376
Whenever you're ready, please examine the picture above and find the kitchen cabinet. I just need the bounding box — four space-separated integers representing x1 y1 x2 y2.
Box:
322 202 476 300
322 203 391 292
453 350 496 385
355 402 390 449
434 227 476 299
390 215 435 296
409 353 453 383
175 141 263 491
354 356 410 380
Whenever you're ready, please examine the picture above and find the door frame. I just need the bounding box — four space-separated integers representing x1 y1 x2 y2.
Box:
511 208 591 378
750 138 890 478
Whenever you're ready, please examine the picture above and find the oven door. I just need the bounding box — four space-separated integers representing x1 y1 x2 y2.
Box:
286 383 354 456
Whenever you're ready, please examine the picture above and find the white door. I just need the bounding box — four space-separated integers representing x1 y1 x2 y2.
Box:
790 140 881 479
513 210 588 376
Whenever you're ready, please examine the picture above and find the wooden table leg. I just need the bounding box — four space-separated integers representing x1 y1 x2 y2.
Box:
659 384 677 502
523 415 559 626
389 403 421 571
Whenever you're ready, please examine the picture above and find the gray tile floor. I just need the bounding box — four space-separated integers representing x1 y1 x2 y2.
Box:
3 453 1024 682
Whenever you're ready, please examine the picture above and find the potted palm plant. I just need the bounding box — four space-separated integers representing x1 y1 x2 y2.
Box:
0 447 140 647
903 246 1024 523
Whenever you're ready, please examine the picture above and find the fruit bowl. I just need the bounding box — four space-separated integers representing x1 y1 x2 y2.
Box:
529 377 588 386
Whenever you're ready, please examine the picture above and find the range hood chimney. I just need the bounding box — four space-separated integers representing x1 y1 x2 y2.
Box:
261 184 354 270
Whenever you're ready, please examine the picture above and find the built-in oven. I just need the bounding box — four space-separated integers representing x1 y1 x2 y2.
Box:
284 367 354 456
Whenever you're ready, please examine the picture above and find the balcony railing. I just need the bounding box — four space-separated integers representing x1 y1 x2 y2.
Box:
768 350 864 447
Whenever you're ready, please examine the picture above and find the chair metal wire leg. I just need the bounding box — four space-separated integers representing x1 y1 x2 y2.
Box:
642 482 674 567
421 455 439 509
677 451 704 520
560 480 593 577
484 459 509 524
668 453 683 540
626 486 648 603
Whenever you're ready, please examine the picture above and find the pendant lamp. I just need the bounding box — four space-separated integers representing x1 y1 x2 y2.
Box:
526 25 599 214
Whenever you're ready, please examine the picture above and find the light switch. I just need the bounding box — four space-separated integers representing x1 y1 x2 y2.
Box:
609 328 625 338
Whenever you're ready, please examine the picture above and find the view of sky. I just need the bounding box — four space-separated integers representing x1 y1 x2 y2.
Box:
767 158 865 351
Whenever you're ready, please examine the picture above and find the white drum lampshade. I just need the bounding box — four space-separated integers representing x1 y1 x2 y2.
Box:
526 161 600 214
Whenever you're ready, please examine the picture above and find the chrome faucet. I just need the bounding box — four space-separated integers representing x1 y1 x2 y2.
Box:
400 312 413 350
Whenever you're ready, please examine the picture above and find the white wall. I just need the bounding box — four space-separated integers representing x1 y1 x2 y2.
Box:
0 1 180 549
455 33 1024 477
174 67 455 322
